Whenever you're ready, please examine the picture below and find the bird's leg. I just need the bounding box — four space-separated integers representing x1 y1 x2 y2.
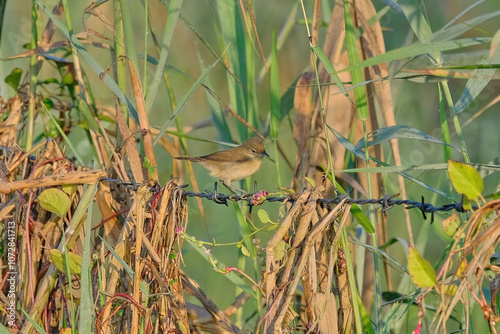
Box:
221 181 246 194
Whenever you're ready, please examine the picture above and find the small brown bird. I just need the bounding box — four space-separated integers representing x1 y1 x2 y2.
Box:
175 137 269 186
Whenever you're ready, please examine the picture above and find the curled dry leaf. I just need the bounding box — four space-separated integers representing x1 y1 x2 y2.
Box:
293 72 314 154
292 72 314 190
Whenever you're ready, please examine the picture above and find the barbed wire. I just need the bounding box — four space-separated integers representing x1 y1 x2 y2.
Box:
101 178 476 224
178 182 478 223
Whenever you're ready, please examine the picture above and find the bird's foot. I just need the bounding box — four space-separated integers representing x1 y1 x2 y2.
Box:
221 181 247 195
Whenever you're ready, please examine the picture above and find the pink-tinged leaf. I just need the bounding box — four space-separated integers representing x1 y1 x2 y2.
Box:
441 213 460 237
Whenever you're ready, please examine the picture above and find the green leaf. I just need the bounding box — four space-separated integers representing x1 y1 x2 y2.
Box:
274 240 287 262
62 184 77 196
257 209 272 224
462 196 472 211
335 162 500 175
41 95 85 166
143 157 156 179
37 188 71 217
0 324 12 334
48 249 82 275
240 245 252 257
78 95 102 134
79 183 98 332
4 67 23 92
357 291 376 334
408 246 436 288
355 126 459 153
196 51 232 143
99 237 134 279
270 27 281 139
319 160 375 233
43 97 54 110
340 37 490 73
448 160 484 201
304 177 316 188
328 125 365 159
442 284 458 296
216 0 251 140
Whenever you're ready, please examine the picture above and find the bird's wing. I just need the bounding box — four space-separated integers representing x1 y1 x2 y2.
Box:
201 148 249 162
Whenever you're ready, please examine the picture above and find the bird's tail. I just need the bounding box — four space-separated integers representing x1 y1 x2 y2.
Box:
174 156 202 162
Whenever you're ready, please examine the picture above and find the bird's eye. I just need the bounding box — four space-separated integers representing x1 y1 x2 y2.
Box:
251 149 257 153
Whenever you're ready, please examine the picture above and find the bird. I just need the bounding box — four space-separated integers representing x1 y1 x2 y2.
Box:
175 137 269 190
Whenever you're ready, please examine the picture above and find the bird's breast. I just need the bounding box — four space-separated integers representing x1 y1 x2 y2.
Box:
203 157 263 183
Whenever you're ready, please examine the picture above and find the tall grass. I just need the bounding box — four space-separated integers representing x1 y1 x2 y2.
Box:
0 0 499 333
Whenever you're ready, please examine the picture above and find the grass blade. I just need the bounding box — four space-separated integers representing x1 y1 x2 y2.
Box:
340 37 490 73
454 45 500 113
42 104 85 166
311 45 353 104
79 183 98 333
343 0 367 120
153 56 220 146
145 0 183 112
270 27 280 139
355 125 460 152
216 0 251 140
384 0 442 65
20 307 48 334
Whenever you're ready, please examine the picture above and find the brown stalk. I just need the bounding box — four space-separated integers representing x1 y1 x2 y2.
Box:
20 182 90 333
115 99 147 183
0 170 107 194
292 72 314 190
128 60 158 181
239 0 267 70
264 191 311 316
274 199 348 332
131 184 153 334
432 201 500 330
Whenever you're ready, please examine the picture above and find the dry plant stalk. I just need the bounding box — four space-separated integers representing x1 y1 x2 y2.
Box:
0 138 99 333
292 1 406 313
430 199 500 333
97 180 189 333
262 182 352 333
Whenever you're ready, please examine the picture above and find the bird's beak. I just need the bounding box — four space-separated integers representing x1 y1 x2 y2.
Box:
263 150 270 157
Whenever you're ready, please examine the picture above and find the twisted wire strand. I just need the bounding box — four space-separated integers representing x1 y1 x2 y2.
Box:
101 178 475 223
179 183 476 223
